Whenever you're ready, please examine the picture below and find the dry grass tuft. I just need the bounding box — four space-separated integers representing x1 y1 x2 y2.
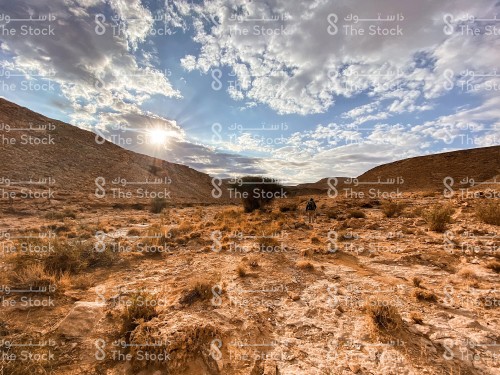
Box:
10 263 57 292
410 311 424 324
44 208 77 220
236 265 248 277
458 267 478 280
256 236 280 248
279 200 298 212
365 303 403 334
325 209 341 219
121 290 158 340
310 236 321 245
412 276 423 288
476 201 500 226
150 197 167 213
296 260 314 271
71 274 96 290
382 201 406 218
248 257 259 268
485 260 500 273
349 210 366 219
179 279 214 305
127 228 142 236
413 289 437 302
425 204 454 232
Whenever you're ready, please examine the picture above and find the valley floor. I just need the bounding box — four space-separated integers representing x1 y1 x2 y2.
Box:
0 195 499 375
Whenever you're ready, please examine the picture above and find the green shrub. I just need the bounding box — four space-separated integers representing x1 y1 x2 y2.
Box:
150 197 167 213
229 176 286 213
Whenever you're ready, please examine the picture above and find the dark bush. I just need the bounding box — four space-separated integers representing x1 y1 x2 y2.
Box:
229 176 286 213
150 197 167 213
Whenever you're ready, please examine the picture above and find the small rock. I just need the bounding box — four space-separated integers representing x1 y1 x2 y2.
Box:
349 363 361 373
54 301 105 337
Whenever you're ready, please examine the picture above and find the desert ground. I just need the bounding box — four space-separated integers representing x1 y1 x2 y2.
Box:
0 193 498 375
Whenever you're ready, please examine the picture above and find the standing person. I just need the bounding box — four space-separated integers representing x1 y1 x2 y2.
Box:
305 198 317 223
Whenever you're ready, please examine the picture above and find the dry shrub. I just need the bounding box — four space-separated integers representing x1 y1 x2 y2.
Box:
236 265 248 277
382 201 406 218
485 260 500 273
458 267 478 280
71 274 96 290
349 210 366 219
410 311 424 324
296 260 314 271
44 240 118 274
169 223 194 238
127 228 142 236
8 239 118 282
425 204 454 232
179 279 214 305
44 209 77 220
476 201 500 226
279 200 298 212
256 236 280 248
43 241 87 275
10 263 57 292
325 209 341 219
121 291 158 340
310 236 321 244
412 276 422 288
409 206 425 218
229 176 285 213
214 208 242 223
413 289 437 302
138 224 173 255
248 257 259 268
129 321 220 372
365 303 403 334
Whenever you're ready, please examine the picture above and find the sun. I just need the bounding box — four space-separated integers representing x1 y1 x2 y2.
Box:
147 128 171 145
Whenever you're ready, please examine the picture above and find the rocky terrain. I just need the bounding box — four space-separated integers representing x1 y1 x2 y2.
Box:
0 99 499 374
0 191 498 374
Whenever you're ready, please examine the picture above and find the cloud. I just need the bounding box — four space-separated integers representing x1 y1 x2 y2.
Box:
179 0 496 115
0 0 180 129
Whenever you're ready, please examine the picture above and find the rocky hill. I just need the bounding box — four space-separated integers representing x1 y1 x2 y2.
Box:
0 98 224 211
296 147 500 195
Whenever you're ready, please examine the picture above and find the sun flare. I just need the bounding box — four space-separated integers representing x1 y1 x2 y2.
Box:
147 128 171 145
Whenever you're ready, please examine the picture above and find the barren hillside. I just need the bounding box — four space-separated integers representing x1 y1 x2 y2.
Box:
297 147 500 194
0 98 223 210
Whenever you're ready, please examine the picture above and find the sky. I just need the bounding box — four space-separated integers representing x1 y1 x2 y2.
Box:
0 0 499 184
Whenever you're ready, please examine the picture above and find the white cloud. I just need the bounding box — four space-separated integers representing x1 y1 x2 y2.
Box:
0 0 180 131
180 0 496 115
